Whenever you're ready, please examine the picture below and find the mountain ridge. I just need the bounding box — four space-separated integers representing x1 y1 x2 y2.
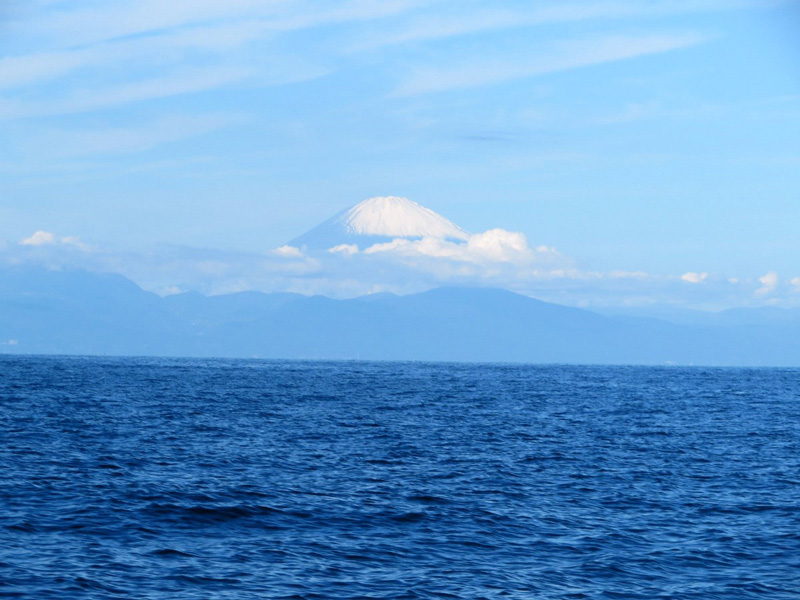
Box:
1 267 799 365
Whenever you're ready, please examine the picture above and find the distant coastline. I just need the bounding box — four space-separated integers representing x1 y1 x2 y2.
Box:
2 268 799 367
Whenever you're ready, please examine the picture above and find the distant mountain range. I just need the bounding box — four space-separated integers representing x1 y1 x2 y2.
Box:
1 267 799 366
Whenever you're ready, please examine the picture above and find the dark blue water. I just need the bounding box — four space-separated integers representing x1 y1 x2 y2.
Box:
1 357 799 599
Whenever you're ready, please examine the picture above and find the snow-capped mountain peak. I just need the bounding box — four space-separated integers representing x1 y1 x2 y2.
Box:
340 196 468 239
288 196 469 250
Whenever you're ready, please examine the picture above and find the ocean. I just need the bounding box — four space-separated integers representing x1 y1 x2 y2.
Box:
1 356 798 599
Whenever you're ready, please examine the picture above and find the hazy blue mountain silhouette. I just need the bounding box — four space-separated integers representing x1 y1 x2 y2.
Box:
1 267 798 365
0 268 203 355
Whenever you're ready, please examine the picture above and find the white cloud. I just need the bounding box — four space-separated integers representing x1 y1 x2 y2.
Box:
363 228 542 265
19 231 89 249
466 229 535 263
395 32 709 95
681 271 709 283
273 245 303 257
60 236 85 247
755 271 778 295
7 231 800 309
328 244 359 255
20 231 56 246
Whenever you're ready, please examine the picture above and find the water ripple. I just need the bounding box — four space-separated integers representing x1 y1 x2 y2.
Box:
1 357 799 598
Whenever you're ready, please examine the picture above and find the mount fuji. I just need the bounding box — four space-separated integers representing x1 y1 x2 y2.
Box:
288 196 469 252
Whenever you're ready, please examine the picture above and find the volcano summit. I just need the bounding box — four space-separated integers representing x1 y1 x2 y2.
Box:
289 196 469 252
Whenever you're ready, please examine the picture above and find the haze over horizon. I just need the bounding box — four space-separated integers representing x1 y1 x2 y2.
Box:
1 0 799 310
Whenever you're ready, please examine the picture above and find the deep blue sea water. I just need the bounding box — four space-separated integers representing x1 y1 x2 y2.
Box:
1 356 799 599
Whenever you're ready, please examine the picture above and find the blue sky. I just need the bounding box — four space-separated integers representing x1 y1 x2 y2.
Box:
1 0 799 307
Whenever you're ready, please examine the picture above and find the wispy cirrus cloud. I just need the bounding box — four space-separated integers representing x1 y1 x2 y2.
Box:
0 21 267 91
33 0 286 45
394 32 711 95
0 1 421 91
0 0 422 123
19 0 421 48
351 0 759 52
0 67 256 120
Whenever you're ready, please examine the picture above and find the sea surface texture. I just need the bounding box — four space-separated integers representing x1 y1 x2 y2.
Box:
1 357 799 599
